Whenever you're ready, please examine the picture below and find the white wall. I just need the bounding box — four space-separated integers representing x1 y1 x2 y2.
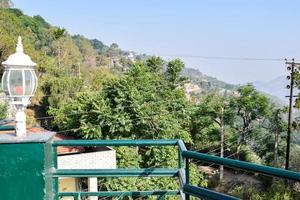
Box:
58 148 116 169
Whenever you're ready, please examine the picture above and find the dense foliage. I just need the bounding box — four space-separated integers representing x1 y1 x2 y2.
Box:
49 57 208 194
0 8 132 115
232 181 300 200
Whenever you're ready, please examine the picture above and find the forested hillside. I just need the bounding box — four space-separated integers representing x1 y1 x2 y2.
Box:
0 3 300 199
0 6 138 121
182 68 236 91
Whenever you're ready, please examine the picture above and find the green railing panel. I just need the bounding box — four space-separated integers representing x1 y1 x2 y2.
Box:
54 168 179 177
51 139 300 200
182 150 300 182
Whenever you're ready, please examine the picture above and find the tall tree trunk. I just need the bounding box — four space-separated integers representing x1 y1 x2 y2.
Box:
220 108 224 182
78 62 81 77
236 135 243 160
236 128 246 159
58 41 61 67
273 129 279 184
274 129 279 167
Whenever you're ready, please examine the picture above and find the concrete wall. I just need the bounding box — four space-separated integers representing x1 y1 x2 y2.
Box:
58 148 116 169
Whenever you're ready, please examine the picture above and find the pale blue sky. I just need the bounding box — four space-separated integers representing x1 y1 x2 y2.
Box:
13 0 300 84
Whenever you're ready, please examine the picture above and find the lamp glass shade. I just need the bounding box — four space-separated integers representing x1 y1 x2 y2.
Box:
1 71 8 93
9 70 23 96
2 69 37 97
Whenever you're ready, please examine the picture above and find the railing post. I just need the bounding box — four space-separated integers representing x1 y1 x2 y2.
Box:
185 158 190 200
53 146 59 200
117 194 123 200
178 147 183 169
74 193 80 200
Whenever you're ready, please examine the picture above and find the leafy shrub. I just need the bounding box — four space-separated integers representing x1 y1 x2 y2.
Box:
240 145 264 165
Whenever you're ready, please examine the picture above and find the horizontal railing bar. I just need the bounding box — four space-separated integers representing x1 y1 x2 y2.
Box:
58 190 180 197
183 184 240 200
53 168 179 177
0 125 14 131
182 150 300 181
53 139 178 147
177 140 187 152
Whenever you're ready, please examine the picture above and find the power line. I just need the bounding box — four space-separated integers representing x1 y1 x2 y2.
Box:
148 54 292 62
34 111 90 120
194 133 263 164
195 133 255 155
206 142 237 155
194 138 237 154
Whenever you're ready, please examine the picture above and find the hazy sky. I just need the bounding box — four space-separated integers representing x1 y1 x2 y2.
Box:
13 0 300 84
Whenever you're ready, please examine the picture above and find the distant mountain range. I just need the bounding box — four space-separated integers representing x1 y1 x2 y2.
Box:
182 68 292 107
253 76 292 105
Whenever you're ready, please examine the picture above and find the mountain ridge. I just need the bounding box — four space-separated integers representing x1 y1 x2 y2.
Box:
253 75 291 104
182 67 236 92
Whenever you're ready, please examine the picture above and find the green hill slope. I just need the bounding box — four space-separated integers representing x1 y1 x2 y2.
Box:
182 67 236 92
0 7 137 121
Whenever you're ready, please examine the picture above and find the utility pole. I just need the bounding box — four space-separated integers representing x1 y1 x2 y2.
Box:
285 58 300 170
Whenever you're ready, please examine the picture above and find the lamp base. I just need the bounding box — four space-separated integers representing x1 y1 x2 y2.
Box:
15 109 26 137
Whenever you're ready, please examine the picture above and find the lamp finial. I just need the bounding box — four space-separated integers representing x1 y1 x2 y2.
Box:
16 36 23 53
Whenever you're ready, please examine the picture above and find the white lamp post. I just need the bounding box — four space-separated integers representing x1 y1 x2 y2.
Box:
1 36 38 137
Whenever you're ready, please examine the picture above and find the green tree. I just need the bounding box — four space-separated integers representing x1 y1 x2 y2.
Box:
290 145 300 171
146 56 164 73
42 77 84 109
50 60 192 140
110 43 119 49
99 146 143 192
165 59 186 88
50 59 207 192
230 84 271 159
232 181 300 200
52 27 65 40
73 35 97 68
192 93 234 180
264 107 287 167
33 15 50 29
90 38 107 53
51 35 82 69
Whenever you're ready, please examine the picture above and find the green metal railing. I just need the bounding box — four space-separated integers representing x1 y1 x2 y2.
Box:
58 191 180 200
0 125 14 131
52 140 181 200
52 139 300 200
